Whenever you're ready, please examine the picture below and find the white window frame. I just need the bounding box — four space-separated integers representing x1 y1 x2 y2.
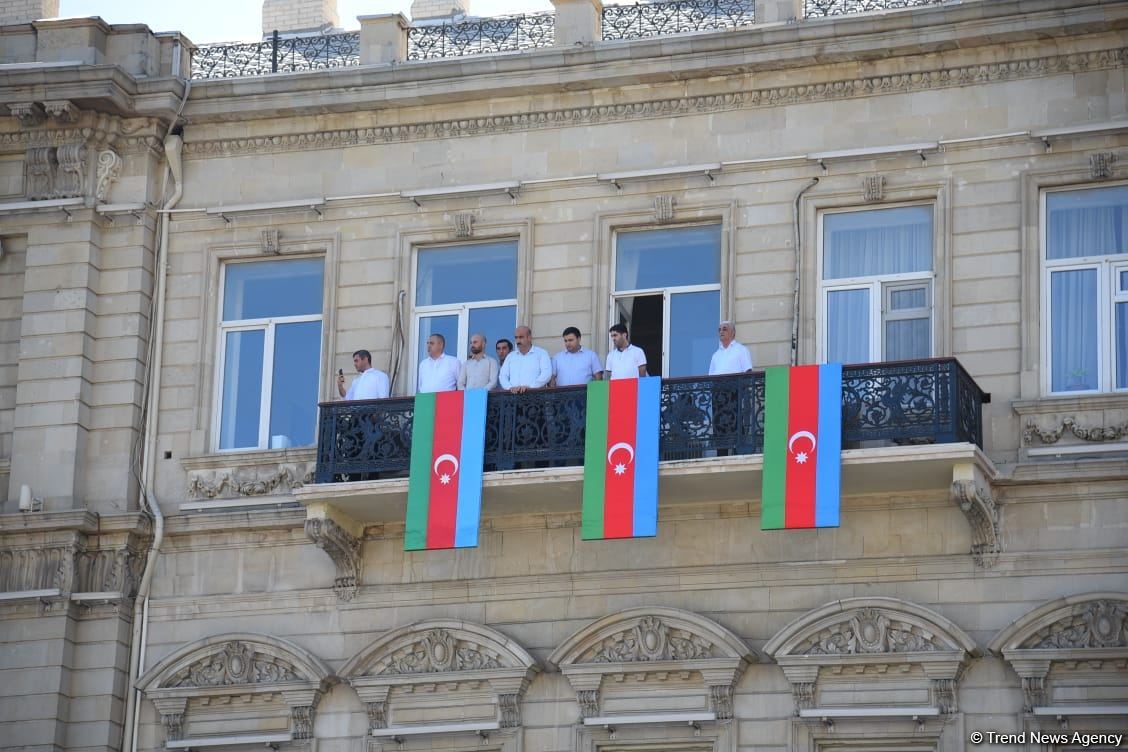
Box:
610 222 723 378
410 239 519 391
212 258 324 453
1041 183 1128 395
817 204 935 364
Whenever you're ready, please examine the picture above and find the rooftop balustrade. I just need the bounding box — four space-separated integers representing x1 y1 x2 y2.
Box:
314 357 989 483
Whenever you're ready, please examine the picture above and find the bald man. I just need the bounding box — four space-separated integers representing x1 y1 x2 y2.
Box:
498 325 551 393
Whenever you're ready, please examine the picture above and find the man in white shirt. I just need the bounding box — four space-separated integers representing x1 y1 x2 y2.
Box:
499 325 551 393
458 332 499 390
551 327 603 387
708 321 754 375
337 349 390 400
417 334 461 393
604 323 648 379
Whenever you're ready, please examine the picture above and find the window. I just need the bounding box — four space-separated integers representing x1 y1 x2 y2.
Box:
612 224 721 377
216 258 324 450
414 240 517 374
1043 184 1128 393
820 205 933 364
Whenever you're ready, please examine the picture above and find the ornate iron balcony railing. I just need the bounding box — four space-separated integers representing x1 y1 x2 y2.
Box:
804 0 945 18
315 357 988 483
602 0 755 41
191 30 361 79
406 13 556 60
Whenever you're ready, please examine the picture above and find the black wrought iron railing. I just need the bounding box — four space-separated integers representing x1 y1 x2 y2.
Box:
602 0 755 40
191 30 361 79
804 0 945 18
315 358 988 483
406 13 556 60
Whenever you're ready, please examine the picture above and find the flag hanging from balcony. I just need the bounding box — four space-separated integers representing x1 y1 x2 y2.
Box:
582 376 661 540
405 389 487 550
761 364 842 530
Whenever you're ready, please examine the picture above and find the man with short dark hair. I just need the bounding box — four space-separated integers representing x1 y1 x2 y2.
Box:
495 338 513 365
499 325 551 393
551 327 603 387
418 334 460 393
605 323 648 379
338 349 390 400
459 332 499 390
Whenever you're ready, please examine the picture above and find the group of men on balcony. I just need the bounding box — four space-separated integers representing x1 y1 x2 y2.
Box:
337 320 753 401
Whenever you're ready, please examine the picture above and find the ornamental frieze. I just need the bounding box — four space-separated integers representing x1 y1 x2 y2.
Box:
1020 600 1127 650
167 641 301 688
799 608 944 655
180 47 1127 157
186 462 313 499
370 628 504 675
582 616 717 663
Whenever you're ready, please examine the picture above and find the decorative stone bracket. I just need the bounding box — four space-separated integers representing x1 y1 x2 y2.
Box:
950 461 1001 568
304 515 362 602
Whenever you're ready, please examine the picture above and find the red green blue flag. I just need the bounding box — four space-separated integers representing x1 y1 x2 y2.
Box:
582 376 660 540
406 389 487 550
761 364 842 530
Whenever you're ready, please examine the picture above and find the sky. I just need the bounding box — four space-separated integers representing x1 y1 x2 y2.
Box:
57 0 552 44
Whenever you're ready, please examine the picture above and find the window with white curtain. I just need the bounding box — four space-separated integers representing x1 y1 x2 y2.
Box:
414 240 518 377
1043 183 1128 394
819 205 934 364
612 224 721 377
216 257 324 451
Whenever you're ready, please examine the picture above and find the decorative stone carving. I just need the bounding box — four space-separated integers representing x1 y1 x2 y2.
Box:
654 194 676 223
292 705 314 739
1021 675 1046 712
1020 600 1127 649
26 147 55 199
584 616 717 663
304 517 361 602
0 545 77 593
708 684 734 720
1023 417 1128 445
799 608 945 655
1090 152 1116 180
498 692 521 727
951 478 1001 568
931 678 957 714
791 681 815 711
9 103 45 127
55 143 87 197
186 462 314 499
43 100 79 123
576 688 600 718
862 174 885 202
75 544 146 597
161 711 184 741
366 700 388 730
94 149 122 203
453 212 475 238
261 229 280 254
167 641 301 687
370 628 504 674
181 47 1128 156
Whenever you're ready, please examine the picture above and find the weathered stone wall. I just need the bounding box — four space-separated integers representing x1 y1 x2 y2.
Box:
0 0 57 26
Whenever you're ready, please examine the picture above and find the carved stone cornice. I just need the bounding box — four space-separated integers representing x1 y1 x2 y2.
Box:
180 47 1128 158
951 478 1001 568
1023 416 1128 445
186 461 314 500
304 517 361 602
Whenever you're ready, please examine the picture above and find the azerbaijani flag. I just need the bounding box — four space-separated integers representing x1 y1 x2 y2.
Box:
405 389 487 550
761 364 842 530
582 376 660 540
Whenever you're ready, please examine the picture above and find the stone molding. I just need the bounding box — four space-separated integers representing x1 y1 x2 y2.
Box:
186 461 314 500
178 47 1127 158
1023 416 1128 445
304 517 361 602
764 597 978 716
138 632 334 742
341 619 539 734
989 592 1128 713
951 478 1001 568
547 607 752 721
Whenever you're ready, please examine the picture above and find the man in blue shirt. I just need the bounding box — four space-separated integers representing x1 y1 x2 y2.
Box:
551 327 603 387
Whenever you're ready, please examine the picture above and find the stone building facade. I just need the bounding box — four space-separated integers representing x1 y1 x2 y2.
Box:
0 0 1126 751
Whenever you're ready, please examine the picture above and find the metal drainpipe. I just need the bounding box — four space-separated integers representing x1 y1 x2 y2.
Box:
121 77 190 752
791 177 820 366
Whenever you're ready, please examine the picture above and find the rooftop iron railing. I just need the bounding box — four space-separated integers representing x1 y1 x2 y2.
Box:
191 30 360 79
407 12 556 60
803 0 946 18
314 357 989 482
602 0 755 41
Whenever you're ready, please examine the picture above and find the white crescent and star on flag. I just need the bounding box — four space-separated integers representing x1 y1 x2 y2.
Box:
788 430 817 464
433 453 460 485
606 442 635 476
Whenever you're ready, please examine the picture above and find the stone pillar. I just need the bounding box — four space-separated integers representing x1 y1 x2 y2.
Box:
262 0 339 36
410 0 469 22
0 0 58 25
359 13 408 65
551 0 602 46
754 0 803 24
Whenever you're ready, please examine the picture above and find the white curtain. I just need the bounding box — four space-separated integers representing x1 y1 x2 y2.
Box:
1047 185 1128 260
827 289 869 364
823 206 932 280
1050 269 1098 391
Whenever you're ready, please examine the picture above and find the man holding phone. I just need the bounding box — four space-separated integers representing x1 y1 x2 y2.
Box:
338 349 390 400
